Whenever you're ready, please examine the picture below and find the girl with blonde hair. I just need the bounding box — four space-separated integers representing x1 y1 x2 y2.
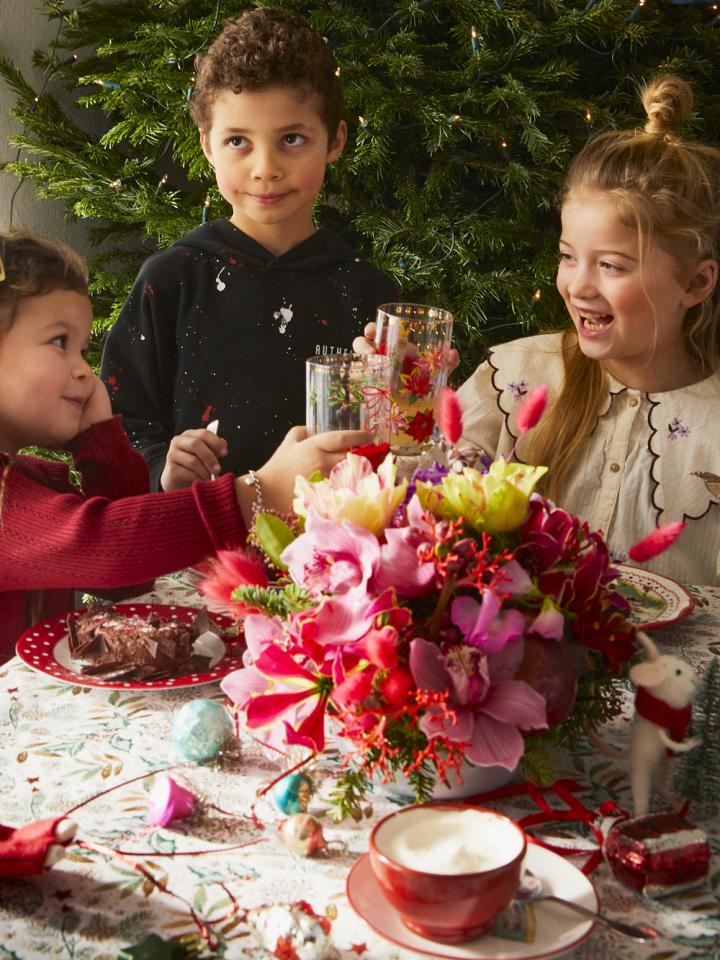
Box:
455 75 720 584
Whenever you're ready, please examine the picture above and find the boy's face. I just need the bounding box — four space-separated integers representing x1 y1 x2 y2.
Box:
200 86 346 255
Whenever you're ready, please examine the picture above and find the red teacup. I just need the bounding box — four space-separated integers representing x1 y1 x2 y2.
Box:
368 803 526 943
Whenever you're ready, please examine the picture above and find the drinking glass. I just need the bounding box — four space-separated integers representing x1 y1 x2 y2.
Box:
306 353 393 442
374 303 454 454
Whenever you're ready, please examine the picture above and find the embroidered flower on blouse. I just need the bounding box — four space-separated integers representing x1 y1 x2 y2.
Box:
507 379 529 401
667 417 691 441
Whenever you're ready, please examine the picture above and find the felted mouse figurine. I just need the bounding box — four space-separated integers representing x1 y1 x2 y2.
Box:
629 631 699 818
0 817 77 877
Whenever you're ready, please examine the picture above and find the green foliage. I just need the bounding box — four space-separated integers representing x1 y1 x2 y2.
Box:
2 1 719 373
328 766 374 822
230 582 312 616
253 512 295 570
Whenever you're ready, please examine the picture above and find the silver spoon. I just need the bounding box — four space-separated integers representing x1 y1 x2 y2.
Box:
517 871 660 942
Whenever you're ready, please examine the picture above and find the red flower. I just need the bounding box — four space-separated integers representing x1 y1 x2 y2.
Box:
405 408 435 443
439 387 463 444
349 442 390 470
516 384 548 434
401 365 432 398
628 521 685 562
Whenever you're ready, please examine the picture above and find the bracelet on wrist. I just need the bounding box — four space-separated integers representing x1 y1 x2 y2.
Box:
243 469 265 518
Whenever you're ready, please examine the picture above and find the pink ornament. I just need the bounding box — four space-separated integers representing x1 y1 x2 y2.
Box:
148 776 197 827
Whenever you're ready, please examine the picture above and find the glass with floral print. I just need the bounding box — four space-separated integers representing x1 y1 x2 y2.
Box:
375 302 454 454
305 352 393 442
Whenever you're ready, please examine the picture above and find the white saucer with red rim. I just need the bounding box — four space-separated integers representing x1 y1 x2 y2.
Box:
346 843 597 960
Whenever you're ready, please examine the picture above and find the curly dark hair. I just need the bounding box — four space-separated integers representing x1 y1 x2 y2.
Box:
0 230 88 335
189 7 343 139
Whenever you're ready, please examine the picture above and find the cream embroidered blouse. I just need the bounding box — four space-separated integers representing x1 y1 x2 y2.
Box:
455 332 720 586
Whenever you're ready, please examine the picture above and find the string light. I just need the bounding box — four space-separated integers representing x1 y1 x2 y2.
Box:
358 115 368 128
447 114 462 124
334 66 341 77
500 138 511 161
470 26 480 57
585 108 595 135
628 0 646 22
95 79 121 90
201 195 211 223
154 173 169 196
531 289 542 309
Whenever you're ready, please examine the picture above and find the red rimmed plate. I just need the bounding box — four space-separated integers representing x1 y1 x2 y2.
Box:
346 844 597 960
15 603 245 690
613 564 694 631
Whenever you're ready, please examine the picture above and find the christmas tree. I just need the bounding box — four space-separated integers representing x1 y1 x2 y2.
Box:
673 655 720 811
1 0 719 370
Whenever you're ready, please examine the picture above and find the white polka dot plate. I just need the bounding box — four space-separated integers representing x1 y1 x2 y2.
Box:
15 603 245 690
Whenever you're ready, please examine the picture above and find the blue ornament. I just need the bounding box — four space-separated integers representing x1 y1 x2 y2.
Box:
273 771 314 815
171 699 233 761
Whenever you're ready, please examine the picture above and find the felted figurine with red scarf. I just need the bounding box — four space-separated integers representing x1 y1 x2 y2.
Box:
629 632 699 817
0 817 77 877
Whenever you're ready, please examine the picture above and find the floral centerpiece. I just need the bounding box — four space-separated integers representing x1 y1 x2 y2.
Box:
201 388 678 817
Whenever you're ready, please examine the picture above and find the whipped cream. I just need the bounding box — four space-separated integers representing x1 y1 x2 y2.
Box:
374 808 523 875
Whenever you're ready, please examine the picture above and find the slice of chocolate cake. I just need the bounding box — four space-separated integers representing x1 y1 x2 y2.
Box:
68 605 218 680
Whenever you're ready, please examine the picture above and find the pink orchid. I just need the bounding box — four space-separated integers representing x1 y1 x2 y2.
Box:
281 511 381 598
409 637 547 770
450 591 526 653
378 525 436 598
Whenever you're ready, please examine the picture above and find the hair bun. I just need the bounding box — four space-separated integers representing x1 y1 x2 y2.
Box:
642 75 693 136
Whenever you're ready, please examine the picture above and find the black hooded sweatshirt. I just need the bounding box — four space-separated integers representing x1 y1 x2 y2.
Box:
101 220 396 489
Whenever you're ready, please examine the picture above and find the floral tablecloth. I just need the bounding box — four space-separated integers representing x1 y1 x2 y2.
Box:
1 573 719 960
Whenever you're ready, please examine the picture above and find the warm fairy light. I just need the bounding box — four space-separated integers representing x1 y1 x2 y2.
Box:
358 115 368 127
335 67 341 77
471 26 478 38
500 139 509 149
585 109 592 123
533 289 542 301
110 178 122 189
204 195 211 207
451 114 461 123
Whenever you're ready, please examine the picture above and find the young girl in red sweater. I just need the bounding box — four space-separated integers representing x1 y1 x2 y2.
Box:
0 231 367 662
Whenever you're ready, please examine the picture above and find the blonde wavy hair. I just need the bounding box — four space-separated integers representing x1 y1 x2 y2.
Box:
528 75 720 502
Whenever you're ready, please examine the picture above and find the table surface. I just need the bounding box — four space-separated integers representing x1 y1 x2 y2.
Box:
1 572 719 960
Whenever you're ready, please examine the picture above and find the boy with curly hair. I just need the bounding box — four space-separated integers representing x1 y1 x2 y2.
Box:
102 7 395 491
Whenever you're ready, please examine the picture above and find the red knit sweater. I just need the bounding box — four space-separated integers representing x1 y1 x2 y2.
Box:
0 416 245 663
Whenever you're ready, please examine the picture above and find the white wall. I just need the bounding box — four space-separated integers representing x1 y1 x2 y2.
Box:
0 0 90 251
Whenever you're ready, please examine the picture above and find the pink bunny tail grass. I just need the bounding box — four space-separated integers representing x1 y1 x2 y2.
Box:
516 384 548 434
627 521 686 563
439 387 463 444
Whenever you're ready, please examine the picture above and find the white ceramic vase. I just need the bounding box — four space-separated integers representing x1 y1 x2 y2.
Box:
380 760 518 801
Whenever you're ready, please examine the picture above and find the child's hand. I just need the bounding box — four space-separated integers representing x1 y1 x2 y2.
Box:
352 321 378 356
161 428 228 491
79 375 113 434
238 425 371 520
352 321 461 372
